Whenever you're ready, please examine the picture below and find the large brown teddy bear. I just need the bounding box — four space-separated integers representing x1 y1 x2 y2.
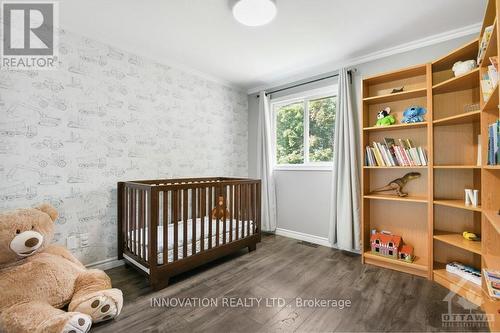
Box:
0 204 123 333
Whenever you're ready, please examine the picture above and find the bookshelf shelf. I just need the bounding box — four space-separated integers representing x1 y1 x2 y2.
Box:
483 165 500 169
434 165 481 169
432 68 480 94
363 88 427 105
432 38 480 72
433 110 481 126
363 64 427 85
364 251 428 277
363 166 427 169
433 265 483 306
363 122 427 132
433 199 482 212
433 230 482 255
364 193 428 203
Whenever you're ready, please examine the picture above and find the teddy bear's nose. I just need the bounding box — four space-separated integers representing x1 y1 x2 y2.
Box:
25 237 39 248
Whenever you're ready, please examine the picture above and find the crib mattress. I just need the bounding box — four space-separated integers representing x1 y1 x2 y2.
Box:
127 218 254 264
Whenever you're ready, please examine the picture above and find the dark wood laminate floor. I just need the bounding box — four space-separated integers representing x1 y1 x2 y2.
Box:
93 235 489 332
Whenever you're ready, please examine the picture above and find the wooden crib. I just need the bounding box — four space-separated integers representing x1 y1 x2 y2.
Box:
117 177 261 290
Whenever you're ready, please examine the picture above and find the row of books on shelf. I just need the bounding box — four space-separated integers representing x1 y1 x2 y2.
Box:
480 56 498 102
488 120 500 165
365 138 428 167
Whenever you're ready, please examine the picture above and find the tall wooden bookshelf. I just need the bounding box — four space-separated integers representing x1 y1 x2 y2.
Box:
361 63 433 279
361 1 500 329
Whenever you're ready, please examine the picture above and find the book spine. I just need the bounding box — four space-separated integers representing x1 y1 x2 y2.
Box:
497 120 500 165
489 124 495 165
372 143 385 166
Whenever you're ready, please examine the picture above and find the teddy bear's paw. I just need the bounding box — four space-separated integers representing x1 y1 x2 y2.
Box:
73 289 123 323
61 313 91 333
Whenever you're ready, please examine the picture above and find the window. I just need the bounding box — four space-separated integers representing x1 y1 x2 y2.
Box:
272 86 337 169
388 250 393 255
375 239 380 245
388 242 393 247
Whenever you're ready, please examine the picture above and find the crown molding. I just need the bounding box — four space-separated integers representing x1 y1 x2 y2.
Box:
247 22 482 95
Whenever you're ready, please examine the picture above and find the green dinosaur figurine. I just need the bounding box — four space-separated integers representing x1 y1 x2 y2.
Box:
372 172 421 197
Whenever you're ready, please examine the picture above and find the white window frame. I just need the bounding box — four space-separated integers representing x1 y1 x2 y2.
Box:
271 85 337 171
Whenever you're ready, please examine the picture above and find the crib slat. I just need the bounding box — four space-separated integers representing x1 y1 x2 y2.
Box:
251 183 256 234
200 187 205 251
247 184 251 237
183 189 188 259
222 186 227 245
163 191 168 264
141 190 146 260
243 184 247 238
229 185 233 243
134 189 138 255
235 185 240 240
136 189 141 257
215 191 220 247
126 187 131 252
173 190 178 261
192 188 197 256
208 186 212 249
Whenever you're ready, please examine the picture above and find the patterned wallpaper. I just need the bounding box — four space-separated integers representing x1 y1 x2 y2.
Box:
0 29 248 265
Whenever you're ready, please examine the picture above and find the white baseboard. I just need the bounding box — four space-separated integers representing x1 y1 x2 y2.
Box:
275 228 331 248
86 257 125 271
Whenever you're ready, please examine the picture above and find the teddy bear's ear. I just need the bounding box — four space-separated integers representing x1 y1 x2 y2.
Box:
384 107 391 113
35 203 58 222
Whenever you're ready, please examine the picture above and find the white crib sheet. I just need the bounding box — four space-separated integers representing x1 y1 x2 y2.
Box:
127 218 254 264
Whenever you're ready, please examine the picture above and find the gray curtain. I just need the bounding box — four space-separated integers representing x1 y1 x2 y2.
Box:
257 91 277 232
329 68 361 251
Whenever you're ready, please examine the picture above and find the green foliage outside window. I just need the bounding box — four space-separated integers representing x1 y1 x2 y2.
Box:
308 97 336 162
275 96 336 165
276 102 304 164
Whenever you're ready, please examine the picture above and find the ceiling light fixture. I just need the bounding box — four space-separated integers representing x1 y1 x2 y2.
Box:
232 0 277 27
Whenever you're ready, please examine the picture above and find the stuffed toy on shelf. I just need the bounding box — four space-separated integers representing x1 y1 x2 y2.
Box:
463 231 481 241
0 204 123 333
402 106 427 123
376 107 396 126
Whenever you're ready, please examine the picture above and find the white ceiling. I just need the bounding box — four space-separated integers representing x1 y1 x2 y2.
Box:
60 0 487 91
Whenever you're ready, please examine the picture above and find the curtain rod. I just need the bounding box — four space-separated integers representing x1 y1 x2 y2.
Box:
257 69 354 98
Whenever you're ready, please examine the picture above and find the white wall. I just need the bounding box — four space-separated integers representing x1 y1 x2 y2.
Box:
0 28 248 265
248 34 477 241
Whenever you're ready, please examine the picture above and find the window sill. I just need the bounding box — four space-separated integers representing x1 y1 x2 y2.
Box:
273 165 333 171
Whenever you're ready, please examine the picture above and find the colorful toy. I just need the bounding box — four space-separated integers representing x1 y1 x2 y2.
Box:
401 106 427 123
399 245 414 262
376 107 395 126
462 231 481 241
446 262 481 286
370 230 414 263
